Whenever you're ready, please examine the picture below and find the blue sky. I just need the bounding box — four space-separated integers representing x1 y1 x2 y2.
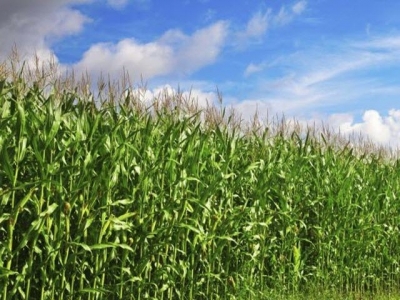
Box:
2 0 400 147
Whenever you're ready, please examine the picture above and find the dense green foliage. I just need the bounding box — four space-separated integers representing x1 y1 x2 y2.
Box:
1 73 400 299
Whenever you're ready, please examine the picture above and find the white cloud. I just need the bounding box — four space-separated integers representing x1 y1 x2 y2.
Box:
243 10 271 38
354 111 392 144
126 84 218 119
355 36 400 52
72 21 229 81
325 110 400 148
107 0 129 9
203 9 216 22
149 84 216 108
273 7 292 26
326 113 354 131
107 0 150 9
223 32 400 152
0 0 91 62
235 10 270 47
244 62 265 77
274 1 307 26
47 8 91 37
236 2 307 47
225 103 400 149
284 51 388 100
292 1 307 15
74 39 174 79
230 99 273 122
177 22 228 71
239 34 400 121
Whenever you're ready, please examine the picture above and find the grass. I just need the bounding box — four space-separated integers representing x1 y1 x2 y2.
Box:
1 51 400 299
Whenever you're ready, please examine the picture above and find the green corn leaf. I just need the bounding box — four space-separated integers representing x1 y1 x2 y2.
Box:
0 266 19 278
90 243 133 252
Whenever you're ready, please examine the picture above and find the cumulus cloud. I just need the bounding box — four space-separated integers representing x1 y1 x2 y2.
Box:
226 102 400 149
230 99 273 122
0 0 91 62
126 84 218 117
151 85 217 108
72 21 229 81
333 110 400 147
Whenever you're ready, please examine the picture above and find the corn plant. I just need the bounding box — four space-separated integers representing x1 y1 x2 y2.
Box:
1 56 400 299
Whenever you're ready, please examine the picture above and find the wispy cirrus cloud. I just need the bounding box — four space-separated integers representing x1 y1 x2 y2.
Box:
242 34 400 114
107 0 129 9
273 0 307 26
292 0 307 15
107 0 151 10
244 62 268 77
233 33 400 148
239 10 271 40
235 1 307 47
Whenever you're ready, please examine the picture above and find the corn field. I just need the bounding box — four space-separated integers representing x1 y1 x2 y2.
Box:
1 58 400 299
